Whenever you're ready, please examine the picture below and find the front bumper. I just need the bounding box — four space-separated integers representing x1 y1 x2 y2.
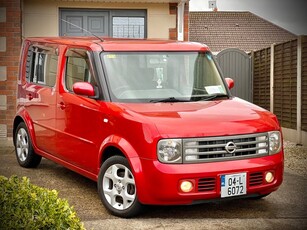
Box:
134 152 284 205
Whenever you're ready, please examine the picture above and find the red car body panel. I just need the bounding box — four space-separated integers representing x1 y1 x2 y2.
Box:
134 154 283 204
14 37 284 205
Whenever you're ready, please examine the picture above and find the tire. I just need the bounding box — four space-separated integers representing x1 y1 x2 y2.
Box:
14 122 42 168
98 156 143 218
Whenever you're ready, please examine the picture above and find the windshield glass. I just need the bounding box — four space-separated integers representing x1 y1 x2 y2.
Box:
101 52 228 102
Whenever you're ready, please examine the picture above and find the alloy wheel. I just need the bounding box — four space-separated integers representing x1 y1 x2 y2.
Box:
102 163 136 210
16 127 29 162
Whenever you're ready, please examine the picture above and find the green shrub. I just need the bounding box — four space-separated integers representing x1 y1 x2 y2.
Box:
0 175 85 230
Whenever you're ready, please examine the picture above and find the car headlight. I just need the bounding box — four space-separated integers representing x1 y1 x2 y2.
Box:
157 139 182 163
268 131 282 154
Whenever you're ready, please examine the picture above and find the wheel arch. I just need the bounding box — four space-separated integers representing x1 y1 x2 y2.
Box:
98 135 140 166
98 135 144 196
101 145 126 164
13 112 36 150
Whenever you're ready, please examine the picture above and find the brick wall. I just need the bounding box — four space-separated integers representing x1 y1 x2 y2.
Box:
0 0 21 137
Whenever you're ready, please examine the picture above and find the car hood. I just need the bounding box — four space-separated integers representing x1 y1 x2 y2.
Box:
114 98 280 138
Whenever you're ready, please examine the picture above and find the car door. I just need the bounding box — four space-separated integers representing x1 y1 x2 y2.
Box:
55 48 105 173
21 45 59 155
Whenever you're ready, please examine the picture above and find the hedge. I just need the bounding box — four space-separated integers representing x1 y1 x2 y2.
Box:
0 175 85 230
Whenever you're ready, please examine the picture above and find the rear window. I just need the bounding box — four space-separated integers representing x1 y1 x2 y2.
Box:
25 45 58 87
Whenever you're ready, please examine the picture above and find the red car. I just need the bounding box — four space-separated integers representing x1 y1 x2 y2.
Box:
14 37 283 217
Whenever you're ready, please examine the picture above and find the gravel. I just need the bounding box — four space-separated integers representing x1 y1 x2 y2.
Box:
283 141 307 176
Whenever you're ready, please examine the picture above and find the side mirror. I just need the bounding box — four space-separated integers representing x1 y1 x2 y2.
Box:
72 82 95 97
225 78 234 90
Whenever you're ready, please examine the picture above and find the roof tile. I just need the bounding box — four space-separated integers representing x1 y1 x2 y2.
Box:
189 11 297 52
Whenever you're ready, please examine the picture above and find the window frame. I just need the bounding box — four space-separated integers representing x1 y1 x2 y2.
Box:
64 48 98 95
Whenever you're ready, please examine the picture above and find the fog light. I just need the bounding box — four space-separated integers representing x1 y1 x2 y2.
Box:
265 172 274 183
180 180 194 193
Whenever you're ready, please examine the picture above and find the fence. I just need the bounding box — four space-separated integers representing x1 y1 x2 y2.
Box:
252 36 307 145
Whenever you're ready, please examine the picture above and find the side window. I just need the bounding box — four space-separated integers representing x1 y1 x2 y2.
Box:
65 49 96 92
25 45 58 87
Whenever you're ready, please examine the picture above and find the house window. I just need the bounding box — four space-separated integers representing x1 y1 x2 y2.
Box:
60 9 147 38
113 17 145 39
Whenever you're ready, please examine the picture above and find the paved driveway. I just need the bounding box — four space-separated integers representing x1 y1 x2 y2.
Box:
0 138 306 229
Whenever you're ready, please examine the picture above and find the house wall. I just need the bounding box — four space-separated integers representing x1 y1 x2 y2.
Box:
0 0 183 138
0 0 22 138
22 0 176 39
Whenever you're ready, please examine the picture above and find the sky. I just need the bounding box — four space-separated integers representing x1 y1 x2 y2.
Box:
189 0 307 35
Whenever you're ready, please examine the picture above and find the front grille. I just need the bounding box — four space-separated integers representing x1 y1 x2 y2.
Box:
183 133 269 163
249 172 264 187
198 178 216 192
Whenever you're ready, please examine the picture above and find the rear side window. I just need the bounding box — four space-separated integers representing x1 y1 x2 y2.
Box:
25 45 58 87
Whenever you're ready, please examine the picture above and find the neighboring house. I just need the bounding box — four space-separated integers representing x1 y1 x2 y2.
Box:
189 11 297 53
0 0 189 138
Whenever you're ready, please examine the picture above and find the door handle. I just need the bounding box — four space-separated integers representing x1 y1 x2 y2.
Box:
58 102 66 110
27 93 33 101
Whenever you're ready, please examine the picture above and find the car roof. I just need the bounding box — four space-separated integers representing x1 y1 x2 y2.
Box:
25 37 210 52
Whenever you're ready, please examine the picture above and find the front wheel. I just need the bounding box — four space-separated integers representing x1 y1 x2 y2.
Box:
98 156 143 218
14 122 42 168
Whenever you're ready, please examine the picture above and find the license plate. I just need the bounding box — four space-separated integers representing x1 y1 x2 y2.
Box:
221 173 247 198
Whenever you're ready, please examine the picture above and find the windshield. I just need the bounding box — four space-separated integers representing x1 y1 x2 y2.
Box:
101 52 228 102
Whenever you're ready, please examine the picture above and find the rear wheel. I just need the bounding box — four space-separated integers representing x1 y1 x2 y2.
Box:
98 156 143 218
14 122 41 168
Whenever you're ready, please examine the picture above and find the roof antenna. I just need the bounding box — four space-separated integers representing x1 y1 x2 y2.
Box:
61 19 104 42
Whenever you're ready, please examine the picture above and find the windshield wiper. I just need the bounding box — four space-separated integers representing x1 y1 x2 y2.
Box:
193 93 229 101
150 94 228 103
150 97 189 103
